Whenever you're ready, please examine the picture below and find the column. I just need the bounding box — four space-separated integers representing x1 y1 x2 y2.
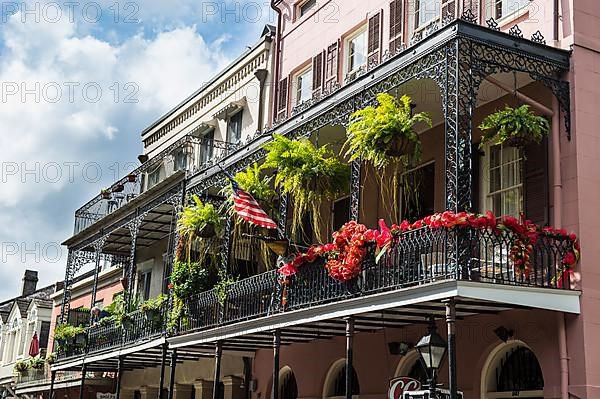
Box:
168 349 178 399
79 364 87 399
116 356 124 399
271 330 280 399
193 380 214 399
345 317 354 399
158 344 168 399
212 342 223 399
349 159 361 222
445 299 458 399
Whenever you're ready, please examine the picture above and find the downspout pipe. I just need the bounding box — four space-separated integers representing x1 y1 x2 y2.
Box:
270 0 283 124
552 95 570 399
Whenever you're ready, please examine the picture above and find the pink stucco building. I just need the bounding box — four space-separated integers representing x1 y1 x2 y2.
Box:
50 2 599 399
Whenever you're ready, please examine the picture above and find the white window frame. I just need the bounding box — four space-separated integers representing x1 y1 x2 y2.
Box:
480 143 524 218
344 26 368 78
293 66 313 105
413 0 441 31
485 0 530 24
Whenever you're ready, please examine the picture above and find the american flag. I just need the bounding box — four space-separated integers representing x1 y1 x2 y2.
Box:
230 178 278 230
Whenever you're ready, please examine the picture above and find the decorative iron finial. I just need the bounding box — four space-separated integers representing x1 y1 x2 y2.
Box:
509 25 523 38
461 8 477 24
486 17 499 31
531 30 546 44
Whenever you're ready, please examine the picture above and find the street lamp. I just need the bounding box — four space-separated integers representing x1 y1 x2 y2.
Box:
415 318 447 397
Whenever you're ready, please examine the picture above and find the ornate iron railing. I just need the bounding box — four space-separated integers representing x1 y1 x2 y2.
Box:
73 135 237 234
178 225 573 335
56 225 574 360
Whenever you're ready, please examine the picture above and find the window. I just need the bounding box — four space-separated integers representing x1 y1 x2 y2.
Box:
298 0 316 17
489 0 529 20
482 144 523 218
39 321 51 352
148 167 161 188
415 0 440 29
137 270 152 301
227 110 243 144
332 197 350 232
279 368 298 399
173 149 187 172
295 67 313 105
199 129 215 165
401 162 435 221
346 28 367 75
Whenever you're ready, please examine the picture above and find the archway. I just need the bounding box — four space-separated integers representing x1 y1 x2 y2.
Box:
480 341 544 398
323 359 360 399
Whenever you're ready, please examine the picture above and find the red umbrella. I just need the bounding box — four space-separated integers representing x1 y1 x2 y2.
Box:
28 332 40 358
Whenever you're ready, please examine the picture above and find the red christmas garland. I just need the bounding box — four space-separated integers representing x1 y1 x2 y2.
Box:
279 211 580 285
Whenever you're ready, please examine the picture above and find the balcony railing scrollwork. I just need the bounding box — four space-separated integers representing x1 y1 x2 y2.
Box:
73 135 237 234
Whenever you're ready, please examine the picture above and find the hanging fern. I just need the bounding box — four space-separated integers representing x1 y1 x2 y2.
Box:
262 134 350 241
479 104 550 148
344 93 431 169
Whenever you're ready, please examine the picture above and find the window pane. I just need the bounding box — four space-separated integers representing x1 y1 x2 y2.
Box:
486 144 523 218
417 0 440 27
349 31 366 72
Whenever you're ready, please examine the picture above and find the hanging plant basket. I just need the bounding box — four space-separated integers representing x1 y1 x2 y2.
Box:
478 105 550 149
100 190 111 199
196 223 216 238
382 134 416 157
112 184 124 193
127 173 137 182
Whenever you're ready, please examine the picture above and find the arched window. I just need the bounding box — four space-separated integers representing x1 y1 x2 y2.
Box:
481 342 544 398
279 367 298 399
324 360 360 398
394 350 428 388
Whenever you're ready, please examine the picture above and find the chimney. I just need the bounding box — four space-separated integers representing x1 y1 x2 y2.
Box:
21 270 38 296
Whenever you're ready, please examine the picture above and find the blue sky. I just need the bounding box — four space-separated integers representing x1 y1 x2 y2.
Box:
0 0 275 298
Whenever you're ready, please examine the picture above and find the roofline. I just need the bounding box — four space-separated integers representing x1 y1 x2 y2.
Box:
141 25 275 138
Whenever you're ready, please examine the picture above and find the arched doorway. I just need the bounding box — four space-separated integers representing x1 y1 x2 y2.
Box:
279 366 298 399
481 341 544 398
323 359 360 399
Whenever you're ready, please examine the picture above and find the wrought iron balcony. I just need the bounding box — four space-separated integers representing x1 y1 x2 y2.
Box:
177 224 573 335
73 135 238 235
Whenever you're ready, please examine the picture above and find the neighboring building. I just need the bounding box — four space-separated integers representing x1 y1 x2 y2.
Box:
0 271 55 397
50 1 600 399
51 25 276 398
12 267 123 398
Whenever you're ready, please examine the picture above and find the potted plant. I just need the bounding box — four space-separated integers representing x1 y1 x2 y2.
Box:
100 189 111 199
28 357 45 370
262 134 350 241
345 93 432 169
14 360 29 374
54 324 86 348
127 173 137 182
112 183 124 193
139 294 167 321
178 195 223 240
478 104 550 148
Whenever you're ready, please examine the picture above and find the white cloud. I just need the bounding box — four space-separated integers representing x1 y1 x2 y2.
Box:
0 7 234 297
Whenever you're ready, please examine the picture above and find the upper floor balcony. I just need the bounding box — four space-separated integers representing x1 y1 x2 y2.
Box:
73 135 237 235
